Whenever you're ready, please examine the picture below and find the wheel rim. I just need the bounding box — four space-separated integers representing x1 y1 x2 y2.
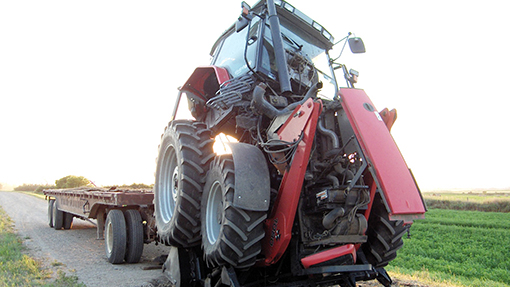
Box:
206 181 223 245
171 166 179 203
158 144 178 224
106 221 113 254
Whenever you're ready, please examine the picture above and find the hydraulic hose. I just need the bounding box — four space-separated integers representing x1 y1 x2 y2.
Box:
317 119 339 149
323 207 345 229
251 83 286 118
283 81 319 111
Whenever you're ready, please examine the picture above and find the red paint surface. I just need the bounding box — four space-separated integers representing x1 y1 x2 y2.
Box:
340 88 425 218
379 108 397 131
301 244 356 269
181 66 230 101
261 99 322 265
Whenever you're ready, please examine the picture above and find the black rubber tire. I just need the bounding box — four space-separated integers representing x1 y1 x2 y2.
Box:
105 209 127 264
52 200 64 230
48 199 55 228
154 120 214 247
362 194 406 268
124 210 144 263
63 212 73 230
201 155 267 269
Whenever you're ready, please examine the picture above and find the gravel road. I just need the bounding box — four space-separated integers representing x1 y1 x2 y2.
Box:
0 191 430 287
0 191 171 287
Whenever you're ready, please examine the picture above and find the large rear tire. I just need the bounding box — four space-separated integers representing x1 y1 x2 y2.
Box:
201 155 266 269
154 120 214 247
105 209 127 264
124 210 144 263
362 194 406 268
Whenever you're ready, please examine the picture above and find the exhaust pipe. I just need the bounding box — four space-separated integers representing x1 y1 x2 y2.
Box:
266 0 292 95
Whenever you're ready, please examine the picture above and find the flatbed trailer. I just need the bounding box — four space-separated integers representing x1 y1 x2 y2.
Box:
43 187 157 264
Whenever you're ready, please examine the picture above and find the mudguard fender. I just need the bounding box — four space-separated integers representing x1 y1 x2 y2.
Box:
227 142 270 212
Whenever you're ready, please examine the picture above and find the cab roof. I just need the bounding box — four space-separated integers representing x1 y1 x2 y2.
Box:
209 0 335 57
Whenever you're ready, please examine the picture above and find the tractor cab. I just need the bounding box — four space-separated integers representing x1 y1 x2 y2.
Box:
174 0 365 132
210 0 365 98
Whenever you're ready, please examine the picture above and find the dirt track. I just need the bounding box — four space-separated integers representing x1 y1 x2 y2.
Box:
0 191 431 287
0 191 171 287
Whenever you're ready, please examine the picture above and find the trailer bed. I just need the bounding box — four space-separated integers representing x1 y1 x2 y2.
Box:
43 187 157 264
44 187 153 219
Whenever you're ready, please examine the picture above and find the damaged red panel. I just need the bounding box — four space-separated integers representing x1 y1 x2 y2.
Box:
339 88 425 219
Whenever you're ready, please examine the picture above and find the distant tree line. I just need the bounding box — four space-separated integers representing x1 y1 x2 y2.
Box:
13 183 55 192
13 175 152 192
54 175 92 189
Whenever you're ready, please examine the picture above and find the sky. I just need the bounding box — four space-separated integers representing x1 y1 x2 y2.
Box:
1 0 509 191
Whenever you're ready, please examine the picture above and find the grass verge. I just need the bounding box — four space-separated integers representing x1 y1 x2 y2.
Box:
387 209 510 287
0 206 84 287
8 190 47 200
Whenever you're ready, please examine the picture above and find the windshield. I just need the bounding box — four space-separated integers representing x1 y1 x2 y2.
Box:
212 18 260 78
279 19 338 99
211 8 341 99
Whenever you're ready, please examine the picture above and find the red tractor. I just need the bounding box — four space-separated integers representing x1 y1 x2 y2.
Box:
154 1 426 286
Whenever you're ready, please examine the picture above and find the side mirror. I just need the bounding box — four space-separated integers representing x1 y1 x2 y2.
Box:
236 17 250 32
348 37 366 53
235 1 253 32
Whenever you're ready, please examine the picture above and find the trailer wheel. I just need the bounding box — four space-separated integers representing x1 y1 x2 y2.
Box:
155 120 214 247
63 212 73 230
105 209 127 264
52 200 64 230
362 194 406 268
124 210 144 263
201 155 266 269
48 199 55 228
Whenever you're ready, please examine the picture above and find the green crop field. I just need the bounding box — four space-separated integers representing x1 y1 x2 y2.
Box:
387 208 510 287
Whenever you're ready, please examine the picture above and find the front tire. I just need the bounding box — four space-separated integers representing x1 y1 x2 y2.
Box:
154 120 214 247
362 194 406 268
201 155 266 269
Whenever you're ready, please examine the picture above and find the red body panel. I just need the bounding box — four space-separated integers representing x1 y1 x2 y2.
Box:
262 99 322 265
301 244 356 269
181 66 230 101
340 88 425 220
379 108 397 131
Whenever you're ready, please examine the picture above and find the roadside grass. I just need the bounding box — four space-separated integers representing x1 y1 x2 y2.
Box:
9 190 47 200
387 208 510 287
423 192 510 212
6 189 509 286
0 206 84 287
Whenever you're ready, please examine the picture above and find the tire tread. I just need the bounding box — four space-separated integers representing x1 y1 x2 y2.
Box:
201 155 266 269
362 194 406 268
154 120 213 247
124 210 144 263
